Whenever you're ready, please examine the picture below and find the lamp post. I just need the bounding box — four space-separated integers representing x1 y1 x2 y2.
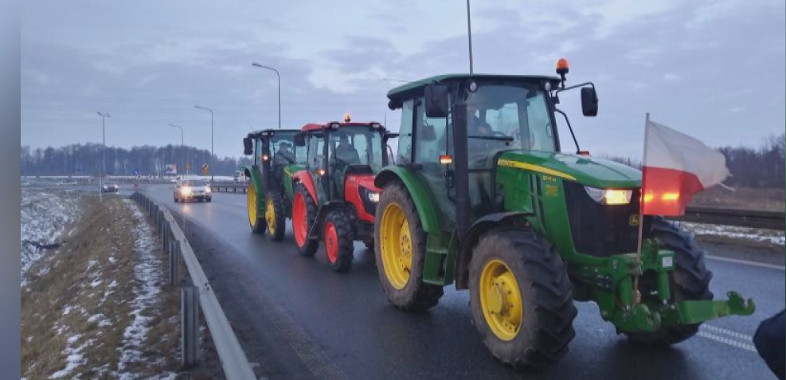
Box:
251 62 281 130
193 105 214 183
168 123 185 178
97 111 110 202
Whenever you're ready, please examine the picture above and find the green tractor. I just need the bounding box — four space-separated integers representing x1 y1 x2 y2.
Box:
290 118 396 272
373 61 755 369
242 129 306 241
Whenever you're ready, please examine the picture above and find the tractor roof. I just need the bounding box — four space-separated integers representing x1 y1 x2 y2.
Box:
387 73 561 103
246 128 300 139
300 122 386 133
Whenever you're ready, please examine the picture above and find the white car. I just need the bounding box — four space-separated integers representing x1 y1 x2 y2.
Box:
174 181 212 203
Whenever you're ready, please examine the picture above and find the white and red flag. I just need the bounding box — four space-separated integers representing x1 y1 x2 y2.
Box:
641 116 729 216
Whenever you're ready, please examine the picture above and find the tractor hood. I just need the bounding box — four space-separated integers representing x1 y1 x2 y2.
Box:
497 151 641 189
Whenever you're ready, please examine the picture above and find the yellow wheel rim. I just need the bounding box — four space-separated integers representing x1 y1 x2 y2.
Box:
247 184 257 226
380 203 412 290
265 197 276 235
479 259 523 341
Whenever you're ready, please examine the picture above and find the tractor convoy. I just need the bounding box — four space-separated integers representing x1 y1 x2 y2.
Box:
242 60 755 370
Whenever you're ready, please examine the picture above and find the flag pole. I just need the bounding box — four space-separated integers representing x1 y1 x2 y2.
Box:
633 112 650 305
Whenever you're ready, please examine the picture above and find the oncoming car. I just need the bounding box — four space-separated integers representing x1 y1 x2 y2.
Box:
101 183 119 193
173 180 212 203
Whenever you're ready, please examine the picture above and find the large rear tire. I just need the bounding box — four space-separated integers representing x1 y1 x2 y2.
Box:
469 228 577 370
623 217 714 345
292 183 319 256
265 191 286 242
248 182 265 234
375 182 443 311
324 210 354 272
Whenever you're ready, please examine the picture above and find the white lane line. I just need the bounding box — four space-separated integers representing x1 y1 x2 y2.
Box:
706 255 785 271
700 324 753 342
697 331 758 352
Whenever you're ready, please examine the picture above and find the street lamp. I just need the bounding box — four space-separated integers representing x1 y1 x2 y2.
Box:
251 62 281 130
193 105 214 183
97 111 110 202
168 123 186 177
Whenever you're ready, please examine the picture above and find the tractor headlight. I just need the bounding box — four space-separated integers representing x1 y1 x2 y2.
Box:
584 186 632 205
367 192 380 203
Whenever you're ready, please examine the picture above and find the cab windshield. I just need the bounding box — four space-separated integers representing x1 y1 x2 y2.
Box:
327 126 384 173
466 84 556 165
270 133 306 166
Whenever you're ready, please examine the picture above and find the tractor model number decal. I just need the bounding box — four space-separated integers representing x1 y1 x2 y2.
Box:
497 159 577 181
544 184 559 197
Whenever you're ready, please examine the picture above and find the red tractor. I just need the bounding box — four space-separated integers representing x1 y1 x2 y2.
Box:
290 118 396 272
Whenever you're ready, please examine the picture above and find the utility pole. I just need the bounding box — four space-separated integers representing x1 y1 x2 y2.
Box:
97 111 110 202
466 0 474 74
193 105 214 183
251 62 282 129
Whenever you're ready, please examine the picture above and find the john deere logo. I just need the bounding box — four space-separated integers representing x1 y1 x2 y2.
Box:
629 214 640 226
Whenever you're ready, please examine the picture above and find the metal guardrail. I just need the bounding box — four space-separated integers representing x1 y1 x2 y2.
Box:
131 192 256 380
211 182 247 193
674 206 785 230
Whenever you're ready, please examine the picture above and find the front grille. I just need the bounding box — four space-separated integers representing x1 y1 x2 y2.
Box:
563 181 640 257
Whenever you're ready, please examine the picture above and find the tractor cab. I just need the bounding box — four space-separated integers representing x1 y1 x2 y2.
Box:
294 118 391 205
242 129 306 240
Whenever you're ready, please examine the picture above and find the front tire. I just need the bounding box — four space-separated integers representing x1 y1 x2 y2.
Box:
248 182 266 234
469 228 577 370
324 210 354 272
375 182 443 311
292 183 319 256
623 217 714 345
264 191 286 242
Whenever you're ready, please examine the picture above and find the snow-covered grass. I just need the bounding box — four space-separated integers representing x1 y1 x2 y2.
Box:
115 199 174 380
22 195 181 379
21 189 83 280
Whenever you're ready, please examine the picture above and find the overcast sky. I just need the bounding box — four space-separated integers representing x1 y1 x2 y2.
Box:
21 0 785 160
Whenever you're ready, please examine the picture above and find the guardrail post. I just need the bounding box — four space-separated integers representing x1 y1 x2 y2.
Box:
181 285 200 367
170 241 181 286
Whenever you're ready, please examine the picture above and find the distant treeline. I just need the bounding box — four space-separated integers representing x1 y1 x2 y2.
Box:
22 133 785 187
602 133 785 188
21 144 252 177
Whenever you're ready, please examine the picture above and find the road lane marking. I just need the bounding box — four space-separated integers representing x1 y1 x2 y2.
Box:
697 330 757 352
700 324 753 342
706 255 785 271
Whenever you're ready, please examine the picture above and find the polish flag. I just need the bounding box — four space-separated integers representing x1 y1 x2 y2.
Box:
641 117 729 216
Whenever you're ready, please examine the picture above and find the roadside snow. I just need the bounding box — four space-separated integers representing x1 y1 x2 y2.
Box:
683 222 785 246
21 189 82 279
49 335 91 379
115 200 173 379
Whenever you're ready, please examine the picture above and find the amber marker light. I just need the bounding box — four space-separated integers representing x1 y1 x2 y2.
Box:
439 154 453 165
662 193 680 201
556 58 569 75
317 168 326 176
261 154 270 161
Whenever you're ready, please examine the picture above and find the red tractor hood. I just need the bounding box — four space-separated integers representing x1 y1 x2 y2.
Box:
345 174 380 192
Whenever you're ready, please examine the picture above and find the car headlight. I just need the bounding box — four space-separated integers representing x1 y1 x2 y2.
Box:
367 191 380 203
181 187 192 195
205 187 211 193
584 186 632 205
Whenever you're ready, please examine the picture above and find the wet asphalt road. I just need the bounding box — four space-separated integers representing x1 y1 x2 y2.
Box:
142 185 783 380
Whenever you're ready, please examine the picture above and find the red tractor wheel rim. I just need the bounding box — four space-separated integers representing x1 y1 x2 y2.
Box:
325 222 338 264
292 193 308 247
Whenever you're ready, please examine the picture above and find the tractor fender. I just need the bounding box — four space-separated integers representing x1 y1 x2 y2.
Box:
244 165 265 202
454 211 534 290
292 170 318 204
375 167 441 235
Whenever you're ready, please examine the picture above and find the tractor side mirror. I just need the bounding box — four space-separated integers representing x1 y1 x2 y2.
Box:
243 137 253 155
294 133 306 147
581 87 598 117
424 85 449 118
